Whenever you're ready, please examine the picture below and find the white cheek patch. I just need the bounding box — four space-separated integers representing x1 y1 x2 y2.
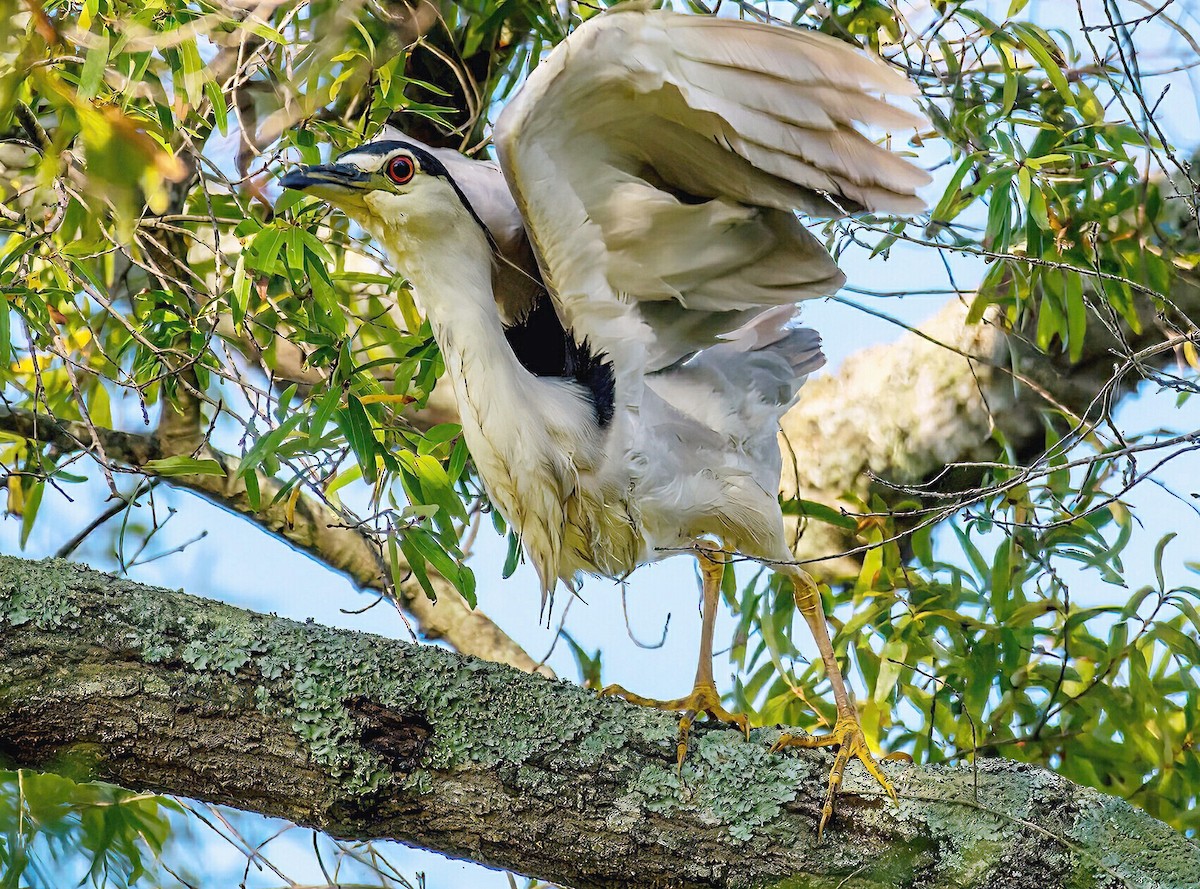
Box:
361 177 477 252
339 151 389 174
364 190 407 219
369 175 456 209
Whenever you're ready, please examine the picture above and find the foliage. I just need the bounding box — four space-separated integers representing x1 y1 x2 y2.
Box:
740 487 1200 832
725 0 1200 837
0 0 1197 883
0 770 178 888
0 0 553 602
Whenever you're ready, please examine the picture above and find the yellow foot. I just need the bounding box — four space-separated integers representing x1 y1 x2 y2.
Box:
770 713 897 841
600 681 751 768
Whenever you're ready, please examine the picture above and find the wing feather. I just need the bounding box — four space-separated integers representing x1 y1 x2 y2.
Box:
674 57 926 132
494 6 930 386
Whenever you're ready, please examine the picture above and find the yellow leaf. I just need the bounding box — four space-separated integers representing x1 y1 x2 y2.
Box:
285 484 301 528
88 381 112 429
357 393 416 405
7 476 23 517
1184 340 1200 371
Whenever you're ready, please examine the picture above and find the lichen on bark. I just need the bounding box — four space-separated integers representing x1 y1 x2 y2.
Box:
2 555 1197 889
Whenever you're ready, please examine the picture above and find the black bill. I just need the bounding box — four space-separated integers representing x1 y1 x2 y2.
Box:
279 163 369 192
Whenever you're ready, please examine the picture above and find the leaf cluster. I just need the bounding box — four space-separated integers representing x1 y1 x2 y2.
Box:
737 430 1200 831
0 769 179 888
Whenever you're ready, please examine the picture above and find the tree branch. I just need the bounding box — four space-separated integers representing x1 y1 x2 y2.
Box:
0 404 542 674
781 269 1200 577
1 556 1196 889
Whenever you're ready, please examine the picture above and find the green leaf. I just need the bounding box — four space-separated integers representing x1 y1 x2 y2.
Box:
248 227 286 274
1017 165 1032 203
243 469 261 511
0 293 10 368
400 451 466 523
237 415 303 483
144 456 226 477
457 563 477 608
502 530 522 579
998 45 1018 117
324 463 363 500
337 395 379 483
1064 272 1086 362
781 498 857 531
397 532 437 601
1027 183 1050 232
309 384 342 449
1121 586 1158 620
285 227 304 273
19 479 44 549
986 175 1014 251
1025 153 1070 169
1154 533 1177 592
447 436 470 483
78 31 111 100
874 639 907 704
240 18 288 44
204 79 228 136
274 383 299 423
560 632 602 688
1036 293 1062 352
930 154 977 225
1010 23 1074 106
177 37 209 107
1 770 179 889
1168 594 1200 638
1151 624 1200 664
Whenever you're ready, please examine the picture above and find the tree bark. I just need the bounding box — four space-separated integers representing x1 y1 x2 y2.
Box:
780 267 1200 577
1 555 1196 889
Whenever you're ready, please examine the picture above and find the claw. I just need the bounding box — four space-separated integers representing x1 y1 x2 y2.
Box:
771 713 897 841
601 681 750 767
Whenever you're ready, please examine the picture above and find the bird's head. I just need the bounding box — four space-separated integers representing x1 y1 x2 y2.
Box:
280 139 492 261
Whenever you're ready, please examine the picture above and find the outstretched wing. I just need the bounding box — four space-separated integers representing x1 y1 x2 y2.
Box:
493 6 929 385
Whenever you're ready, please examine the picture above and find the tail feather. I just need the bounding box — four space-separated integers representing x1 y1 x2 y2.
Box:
701 306 825 408
646 305 825 456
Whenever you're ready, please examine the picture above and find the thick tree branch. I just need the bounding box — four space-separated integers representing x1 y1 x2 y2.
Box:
1 556 1196 889
0 404 541 673
780 271 1200 577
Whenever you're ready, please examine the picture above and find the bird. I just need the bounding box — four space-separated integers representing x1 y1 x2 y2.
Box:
280 2 929 838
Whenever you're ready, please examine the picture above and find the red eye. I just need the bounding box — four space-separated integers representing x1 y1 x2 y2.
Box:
387 155 416 185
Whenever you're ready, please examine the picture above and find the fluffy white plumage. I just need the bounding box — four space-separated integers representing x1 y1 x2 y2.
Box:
452 5 927 598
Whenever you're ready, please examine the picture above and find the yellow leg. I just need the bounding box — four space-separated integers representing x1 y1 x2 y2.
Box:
770 566 897 841
601 544 750 767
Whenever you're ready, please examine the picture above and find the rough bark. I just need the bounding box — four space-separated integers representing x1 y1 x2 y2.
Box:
780 269 1200 577
1 555 1196 889
0 404 541 674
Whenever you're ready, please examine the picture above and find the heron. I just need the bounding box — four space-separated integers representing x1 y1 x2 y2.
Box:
281 3 929 837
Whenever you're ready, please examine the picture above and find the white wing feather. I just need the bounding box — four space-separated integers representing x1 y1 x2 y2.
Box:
493 6 930 386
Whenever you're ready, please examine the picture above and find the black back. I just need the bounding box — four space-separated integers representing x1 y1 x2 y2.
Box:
504 295 616 429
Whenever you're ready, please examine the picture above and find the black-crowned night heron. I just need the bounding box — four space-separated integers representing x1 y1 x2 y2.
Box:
281 3 929 837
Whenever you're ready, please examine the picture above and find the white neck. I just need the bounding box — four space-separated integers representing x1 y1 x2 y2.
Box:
361 190 532 432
